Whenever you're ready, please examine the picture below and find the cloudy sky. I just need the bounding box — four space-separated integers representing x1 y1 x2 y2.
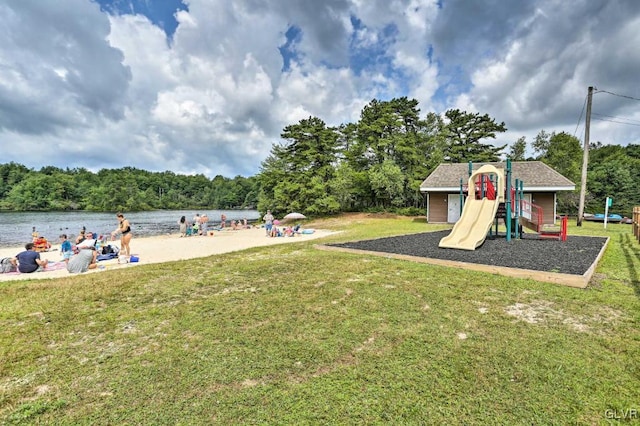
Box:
1 0 639 178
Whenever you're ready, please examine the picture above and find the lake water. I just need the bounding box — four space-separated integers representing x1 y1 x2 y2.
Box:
0 210 261 248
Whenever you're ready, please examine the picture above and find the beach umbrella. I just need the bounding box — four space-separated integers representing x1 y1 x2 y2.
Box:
283 212 306 220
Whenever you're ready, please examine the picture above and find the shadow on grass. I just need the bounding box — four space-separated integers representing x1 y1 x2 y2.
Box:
411 217 428 224
619 233 640 297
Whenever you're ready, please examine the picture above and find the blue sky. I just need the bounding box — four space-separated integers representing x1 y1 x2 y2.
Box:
0 0 639 178
94 0 187 39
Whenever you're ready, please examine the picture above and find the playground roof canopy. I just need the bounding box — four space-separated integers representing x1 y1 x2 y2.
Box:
420 161 575 193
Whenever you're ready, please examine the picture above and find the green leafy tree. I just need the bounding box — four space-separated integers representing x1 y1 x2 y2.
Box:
0 162 32 201
368 160 406 208
329 162 361 211
5 174 58 210
534 131 582 183
0 162 259 212
441 109 507 163
257 144 292 214
420 112 448 173
258 117 340 216
586 143 640 215
509 136 527 161
532 131 583 214
532 130 550 155
345 97 435 209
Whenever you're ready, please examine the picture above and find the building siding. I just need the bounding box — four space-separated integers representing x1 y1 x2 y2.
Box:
531 192 556 224
429 196 448 223
428 192 557 224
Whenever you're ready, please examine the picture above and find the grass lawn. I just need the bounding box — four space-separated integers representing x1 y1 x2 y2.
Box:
1 214 639 424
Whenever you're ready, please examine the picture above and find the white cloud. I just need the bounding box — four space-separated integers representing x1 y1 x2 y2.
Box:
0 0 637 178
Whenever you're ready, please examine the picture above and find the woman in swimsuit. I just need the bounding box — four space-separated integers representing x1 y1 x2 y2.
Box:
111 213 132 256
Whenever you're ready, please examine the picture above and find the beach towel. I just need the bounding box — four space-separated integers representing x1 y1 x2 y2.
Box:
1 261 67 275
97 253 119 261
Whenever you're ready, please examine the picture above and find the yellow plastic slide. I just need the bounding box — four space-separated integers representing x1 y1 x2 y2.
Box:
438 198 500 250
439 164 504 251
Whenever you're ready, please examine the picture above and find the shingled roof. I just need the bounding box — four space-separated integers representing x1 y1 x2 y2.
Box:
420 161 575 192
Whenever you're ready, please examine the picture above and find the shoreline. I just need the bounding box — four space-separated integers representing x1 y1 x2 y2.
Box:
0 210 263 248
0 227 336 282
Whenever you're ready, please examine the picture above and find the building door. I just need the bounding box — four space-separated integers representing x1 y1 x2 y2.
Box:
447 194 462 223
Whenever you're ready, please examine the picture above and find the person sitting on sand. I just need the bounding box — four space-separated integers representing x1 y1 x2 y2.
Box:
269 226 281 238
67 247 98 274
33 236 52 252
76 230 86 245
14 242 48 273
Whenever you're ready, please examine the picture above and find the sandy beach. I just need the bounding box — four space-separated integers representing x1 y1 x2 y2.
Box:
0 227 335 282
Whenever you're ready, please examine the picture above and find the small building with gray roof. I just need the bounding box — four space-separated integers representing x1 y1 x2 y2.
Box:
419 161 575 224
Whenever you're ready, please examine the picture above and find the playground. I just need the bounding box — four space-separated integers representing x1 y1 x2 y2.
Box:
321 230 608 288
321 160 609 288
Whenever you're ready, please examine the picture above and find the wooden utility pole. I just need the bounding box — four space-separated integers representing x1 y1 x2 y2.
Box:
577 86 593 226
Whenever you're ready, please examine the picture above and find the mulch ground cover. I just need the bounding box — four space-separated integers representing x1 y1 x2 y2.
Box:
327 230 608 276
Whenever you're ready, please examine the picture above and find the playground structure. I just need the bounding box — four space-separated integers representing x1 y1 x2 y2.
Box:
439 159 567 250
439 164 504 250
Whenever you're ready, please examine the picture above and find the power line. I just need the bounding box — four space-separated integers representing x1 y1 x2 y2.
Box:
595 89 640 102
592 112 640 125
592 117 640 127
573 94 587 137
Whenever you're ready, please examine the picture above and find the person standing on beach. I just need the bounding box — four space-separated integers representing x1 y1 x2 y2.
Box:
263 210 274 236
111 213 132 256
60 234 73 264
200 213 209 236
178 216 187 237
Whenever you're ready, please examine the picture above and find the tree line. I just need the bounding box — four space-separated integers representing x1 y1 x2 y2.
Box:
0 164 259 212
257 97 640 217
1 97 638 217
510 132 640 216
